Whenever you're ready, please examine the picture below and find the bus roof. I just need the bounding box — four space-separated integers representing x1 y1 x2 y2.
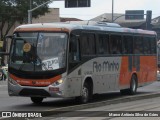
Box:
14 21 156 35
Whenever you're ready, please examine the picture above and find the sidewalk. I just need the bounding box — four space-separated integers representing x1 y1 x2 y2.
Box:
0 79 7 86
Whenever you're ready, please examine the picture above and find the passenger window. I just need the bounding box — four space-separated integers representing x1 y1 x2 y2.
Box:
150 37 156 54
110 34 122 54
123 35 133 54
81 33 96 55
143 37 151 54
69 34 80 62
97 34 109 54
134 36 143 54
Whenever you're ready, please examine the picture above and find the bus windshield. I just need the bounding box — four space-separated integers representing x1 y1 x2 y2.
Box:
10 32 68 72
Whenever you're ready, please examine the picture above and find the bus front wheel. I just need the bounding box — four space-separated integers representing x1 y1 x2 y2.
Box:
30 97 44 104
76 82 92 104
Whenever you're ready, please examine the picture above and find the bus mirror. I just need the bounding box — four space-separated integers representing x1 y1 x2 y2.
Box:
5 35 13 39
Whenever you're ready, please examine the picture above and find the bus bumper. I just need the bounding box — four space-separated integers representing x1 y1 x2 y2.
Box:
8 81 67 98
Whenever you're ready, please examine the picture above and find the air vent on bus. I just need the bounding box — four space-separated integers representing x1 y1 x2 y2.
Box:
95 22 121 28
67 21 121 28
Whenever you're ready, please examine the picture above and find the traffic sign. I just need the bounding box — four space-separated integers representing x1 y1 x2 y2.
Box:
65 0 91 8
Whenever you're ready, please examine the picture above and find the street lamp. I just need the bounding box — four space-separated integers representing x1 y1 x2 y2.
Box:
28 0 54 24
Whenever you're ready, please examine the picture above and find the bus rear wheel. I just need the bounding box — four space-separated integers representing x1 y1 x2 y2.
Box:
120 74 137 95
30 97 44 104
129 74 138 95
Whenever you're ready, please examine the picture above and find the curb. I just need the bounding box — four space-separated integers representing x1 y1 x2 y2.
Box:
42 92 160 116
1 92 160 119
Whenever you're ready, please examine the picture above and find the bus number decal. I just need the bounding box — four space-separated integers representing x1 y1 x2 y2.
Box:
42 57 59 70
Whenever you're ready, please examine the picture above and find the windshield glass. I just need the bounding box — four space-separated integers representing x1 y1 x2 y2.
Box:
10 32 68 72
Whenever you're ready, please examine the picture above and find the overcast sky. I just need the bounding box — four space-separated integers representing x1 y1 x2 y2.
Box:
49 0 160 20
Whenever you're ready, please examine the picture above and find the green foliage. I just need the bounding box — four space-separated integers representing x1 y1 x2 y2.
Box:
0 0 50 40
0 0 50 65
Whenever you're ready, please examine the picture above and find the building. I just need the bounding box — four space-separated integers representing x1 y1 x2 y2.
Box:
32 8 60 23
60 17 82 22
91 13 160 39
90 13 145 23
152 16 160 40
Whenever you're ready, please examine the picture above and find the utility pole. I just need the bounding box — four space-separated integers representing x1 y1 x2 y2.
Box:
146 10 152 30
29 0 32 24
28 0 53 24
112 0 114 22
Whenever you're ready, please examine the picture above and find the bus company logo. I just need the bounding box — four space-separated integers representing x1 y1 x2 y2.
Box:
2 112 11 118
32 81 36 85
93 61 119 72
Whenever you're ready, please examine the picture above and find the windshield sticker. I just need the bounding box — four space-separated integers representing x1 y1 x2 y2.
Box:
42 57 59 70
39 34 44 40
23 43 31 52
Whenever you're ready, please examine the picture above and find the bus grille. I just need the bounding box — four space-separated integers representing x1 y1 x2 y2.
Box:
19 88 51 97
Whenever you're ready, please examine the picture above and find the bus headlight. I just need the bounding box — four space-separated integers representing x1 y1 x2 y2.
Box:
52 79 64 86
9 77 18 85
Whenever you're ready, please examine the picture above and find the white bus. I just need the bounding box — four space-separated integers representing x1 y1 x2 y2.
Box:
8 21 157 104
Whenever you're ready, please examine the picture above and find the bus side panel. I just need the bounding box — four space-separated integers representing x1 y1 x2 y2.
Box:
66 66 82 97
140 56 157 84
119 56 132 89
119 55 157 89
80 57 121 94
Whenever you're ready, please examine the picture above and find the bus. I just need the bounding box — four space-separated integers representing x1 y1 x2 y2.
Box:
7 21 157 104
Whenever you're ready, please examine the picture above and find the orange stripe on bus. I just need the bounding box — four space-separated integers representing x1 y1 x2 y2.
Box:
14 28 69 32
119 56 157 87
9 74 61 87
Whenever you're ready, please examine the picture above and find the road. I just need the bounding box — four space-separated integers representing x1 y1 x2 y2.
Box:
0 80 160 112
43 96 160 120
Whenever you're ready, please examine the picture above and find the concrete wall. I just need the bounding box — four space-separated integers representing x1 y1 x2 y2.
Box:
32 8 60 23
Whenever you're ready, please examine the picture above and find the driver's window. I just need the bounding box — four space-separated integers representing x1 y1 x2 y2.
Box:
69 34 80 62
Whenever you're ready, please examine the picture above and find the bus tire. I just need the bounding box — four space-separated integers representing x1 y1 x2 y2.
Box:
129 74 138 95
76 82 92 104
30 97 43 104
120 74 137 95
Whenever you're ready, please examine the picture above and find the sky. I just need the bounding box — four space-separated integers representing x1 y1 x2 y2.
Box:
49 0 160 20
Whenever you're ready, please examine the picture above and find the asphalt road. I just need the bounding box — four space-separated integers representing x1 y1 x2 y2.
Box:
0 80 160 112
43 96 160 120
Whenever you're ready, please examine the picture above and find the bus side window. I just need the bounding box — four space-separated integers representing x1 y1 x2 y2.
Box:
134 36 143 54
123 35 133 54
150 37 156 54
81 33 96 56
143 37 151 54
110 34 122 54
69 34 80 62
97 34 109 55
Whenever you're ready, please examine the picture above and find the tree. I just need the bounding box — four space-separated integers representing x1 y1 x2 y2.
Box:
0 0 50 40
0 0 50 65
